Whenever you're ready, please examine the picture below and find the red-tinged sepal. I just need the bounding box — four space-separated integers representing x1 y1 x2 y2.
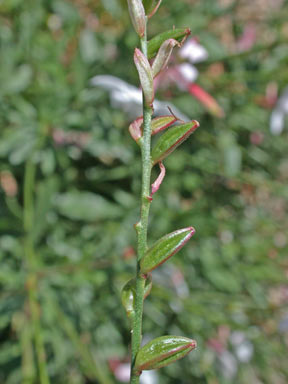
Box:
151 115 178 135
129 115 178 142
129 116 143 142
121 275 152 319
140 227 195 274
148 0 162 18
135 335 197 371
151 120 199 165
127 0 146 37
152 39 180 78
151 162 165 197
134 48 154 107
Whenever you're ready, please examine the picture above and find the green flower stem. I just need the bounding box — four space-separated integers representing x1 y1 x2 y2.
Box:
130 17 153 384
23 159 50 384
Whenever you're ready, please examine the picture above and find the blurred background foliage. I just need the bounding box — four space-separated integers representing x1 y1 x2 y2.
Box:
0 0 288 383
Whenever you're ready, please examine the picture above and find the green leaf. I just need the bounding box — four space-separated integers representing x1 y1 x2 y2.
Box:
135 335 196 371
121 276 152 318
151 121 199 165
147 28 191 59
140 227 195 274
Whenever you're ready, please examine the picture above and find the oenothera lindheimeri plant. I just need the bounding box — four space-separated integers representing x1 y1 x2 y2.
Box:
122 1 199 383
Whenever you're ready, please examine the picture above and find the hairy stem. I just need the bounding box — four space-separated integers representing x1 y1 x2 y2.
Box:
130 18 153 384
23 159 50 384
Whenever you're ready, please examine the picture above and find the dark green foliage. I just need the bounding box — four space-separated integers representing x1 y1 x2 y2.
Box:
0 0 288 383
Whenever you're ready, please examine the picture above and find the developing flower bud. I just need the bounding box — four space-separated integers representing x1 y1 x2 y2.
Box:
134 48 154 107
127 0 146 37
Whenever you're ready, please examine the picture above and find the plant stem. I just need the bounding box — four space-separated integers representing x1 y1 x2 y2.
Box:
130 18 153 384
23 159 50 384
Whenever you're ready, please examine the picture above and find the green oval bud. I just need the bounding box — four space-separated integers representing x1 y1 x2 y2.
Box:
151 121 199 165
135 335 197 371
140 227 195 274
127 0 146 37
121 276 152 318
147 28 191 59
134 48 154 107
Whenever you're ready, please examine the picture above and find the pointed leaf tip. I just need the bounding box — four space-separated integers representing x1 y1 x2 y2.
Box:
140 227 195 274
151 120 199 165
135 335 197 371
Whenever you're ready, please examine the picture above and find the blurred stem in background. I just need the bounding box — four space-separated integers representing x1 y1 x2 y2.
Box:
23 158 50 384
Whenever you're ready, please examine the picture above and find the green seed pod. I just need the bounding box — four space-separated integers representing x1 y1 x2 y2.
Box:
151 121 199 165
140 227 195 274
147 28 191 59
127 0 146 37
121 276 152 318
134 48 154 107
135 335 197 371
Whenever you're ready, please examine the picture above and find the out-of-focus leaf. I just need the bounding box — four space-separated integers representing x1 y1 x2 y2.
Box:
54 191 123 221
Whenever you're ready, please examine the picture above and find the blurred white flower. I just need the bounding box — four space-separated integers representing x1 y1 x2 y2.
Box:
270 86 288 135
91 75 189 121
218 350 238 379
140 370 158 384
179 39 209 63
114 363 130 382
177 63 199 83
230 331 254 363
